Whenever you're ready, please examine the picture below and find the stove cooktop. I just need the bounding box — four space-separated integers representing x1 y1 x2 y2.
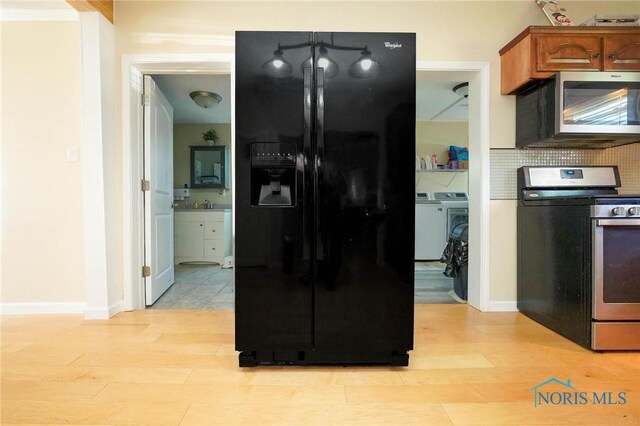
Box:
520 190 640 206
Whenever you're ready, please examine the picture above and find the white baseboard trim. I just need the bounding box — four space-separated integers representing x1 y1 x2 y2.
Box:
109 300 125 317
84 300 125 320
487 301 518 312
0 302 86 315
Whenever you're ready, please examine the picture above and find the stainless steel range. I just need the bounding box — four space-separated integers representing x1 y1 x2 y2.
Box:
517 166 640 350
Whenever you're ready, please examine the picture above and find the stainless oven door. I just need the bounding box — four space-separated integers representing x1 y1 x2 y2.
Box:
593 218 640 320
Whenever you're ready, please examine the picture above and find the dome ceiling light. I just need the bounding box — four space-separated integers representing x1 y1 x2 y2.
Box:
189 91 222 109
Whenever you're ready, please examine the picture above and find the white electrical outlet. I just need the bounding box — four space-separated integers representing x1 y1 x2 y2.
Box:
66 146 79 162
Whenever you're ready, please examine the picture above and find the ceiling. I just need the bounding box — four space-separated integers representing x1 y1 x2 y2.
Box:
1 0 73 10
416 72 469 122
152 74 231 124
154 72 466 125
0 0 78 20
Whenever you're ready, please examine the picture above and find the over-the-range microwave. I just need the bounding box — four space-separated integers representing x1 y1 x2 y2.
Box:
516 71 640 148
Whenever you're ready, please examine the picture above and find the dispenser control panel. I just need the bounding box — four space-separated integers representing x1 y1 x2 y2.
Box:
251 143 296 167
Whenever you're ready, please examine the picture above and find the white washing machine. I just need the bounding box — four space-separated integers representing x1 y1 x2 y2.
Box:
415 192 468 260
446 207 469 237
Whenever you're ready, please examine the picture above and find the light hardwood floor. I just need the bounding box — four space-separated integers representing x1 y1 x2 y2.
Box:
1 305 639 425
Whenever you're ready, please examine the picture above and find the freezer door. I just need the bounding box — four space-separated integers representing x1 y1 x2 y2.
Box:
235 32 315 352
313 32 416 352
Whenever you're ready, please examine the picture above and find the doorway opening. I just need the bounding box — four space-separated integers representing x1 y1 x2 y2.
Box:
415 72 470 304
413 62 490 311
144 73 234 310
121 54 235 311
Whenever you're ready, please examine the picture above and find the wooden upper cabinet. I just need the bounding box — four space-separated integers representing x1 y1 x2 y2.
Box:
500 26 640 95
604 35 640 70
536 35 602 71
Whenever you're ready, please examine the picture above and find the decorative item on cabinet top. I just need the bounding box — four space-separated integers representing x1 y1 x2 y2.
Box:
535 0 573 27
499 26 640 95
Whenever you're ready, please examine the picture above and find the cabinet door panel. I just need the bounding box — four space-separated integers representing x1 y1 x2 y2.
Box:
204 239 224 261
536 35 601 71
175 221 204 257
604 35 640 70
204 221 224 240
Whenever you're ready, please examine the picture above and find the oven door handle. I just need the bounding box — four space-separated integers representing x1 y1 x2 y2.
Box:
596 219 640 226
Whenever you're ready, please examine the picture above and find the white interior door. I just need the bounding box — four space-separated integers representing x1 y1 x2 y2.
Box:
144 75 175 305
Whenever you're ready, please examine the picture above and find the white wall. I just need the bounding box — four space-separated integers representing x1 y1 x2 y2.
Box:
416 121 469 194
489 200 517 303
417 121 468 162
173 123 232 206
1 22 86 306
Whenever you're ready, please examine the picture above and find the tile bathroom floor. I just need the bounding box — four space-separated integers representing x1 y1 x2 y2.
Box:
151 262 459 309
415 261 461 304
149 264 233 310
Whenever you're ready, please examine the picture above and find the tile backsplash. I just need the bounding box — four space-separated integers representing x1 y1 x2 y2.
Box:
490 144 640 199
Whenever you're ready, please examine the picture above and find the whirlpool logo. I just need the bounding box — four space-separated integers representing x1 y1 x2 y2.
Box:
384 42 402 50
530 378 627 407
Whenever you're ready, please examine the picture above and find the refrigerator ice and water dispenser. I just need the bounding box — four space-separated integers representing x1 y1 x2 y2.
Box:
251 142 297 207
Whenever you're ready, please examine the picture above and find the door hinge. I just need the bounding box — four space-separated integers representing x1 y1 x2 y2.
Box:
142 265 151 278
141 180 150 191
141 94 150 106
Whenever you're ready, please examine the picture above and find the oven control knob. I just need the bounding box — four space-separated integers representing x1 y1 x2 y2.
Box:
611 207 625 216
628 207 640 216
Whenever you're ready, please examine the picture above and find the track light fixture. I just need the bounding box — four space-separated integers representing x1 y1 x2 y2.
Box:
265 36 381 79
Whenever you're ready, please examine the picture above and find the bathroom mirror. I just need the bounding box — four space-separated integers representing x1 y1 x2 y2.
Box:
190 146 228 189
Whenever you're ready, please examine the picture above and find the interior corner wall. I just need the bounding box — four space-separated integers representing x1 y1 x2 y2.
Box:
1 21 86 306
80 12 121 318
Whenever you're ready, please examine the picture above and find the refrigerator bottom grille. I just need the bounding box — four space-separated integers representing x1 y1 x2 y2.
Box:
238 350 409 367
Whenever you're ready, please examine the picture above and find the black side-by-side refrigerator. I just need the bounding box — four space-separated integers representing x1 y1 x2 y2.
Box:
235 31 415 366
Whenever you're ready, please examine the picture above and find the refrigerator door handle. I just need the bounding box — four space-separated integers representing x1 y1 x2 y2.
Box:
315 67 325 261
303 66 312 260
